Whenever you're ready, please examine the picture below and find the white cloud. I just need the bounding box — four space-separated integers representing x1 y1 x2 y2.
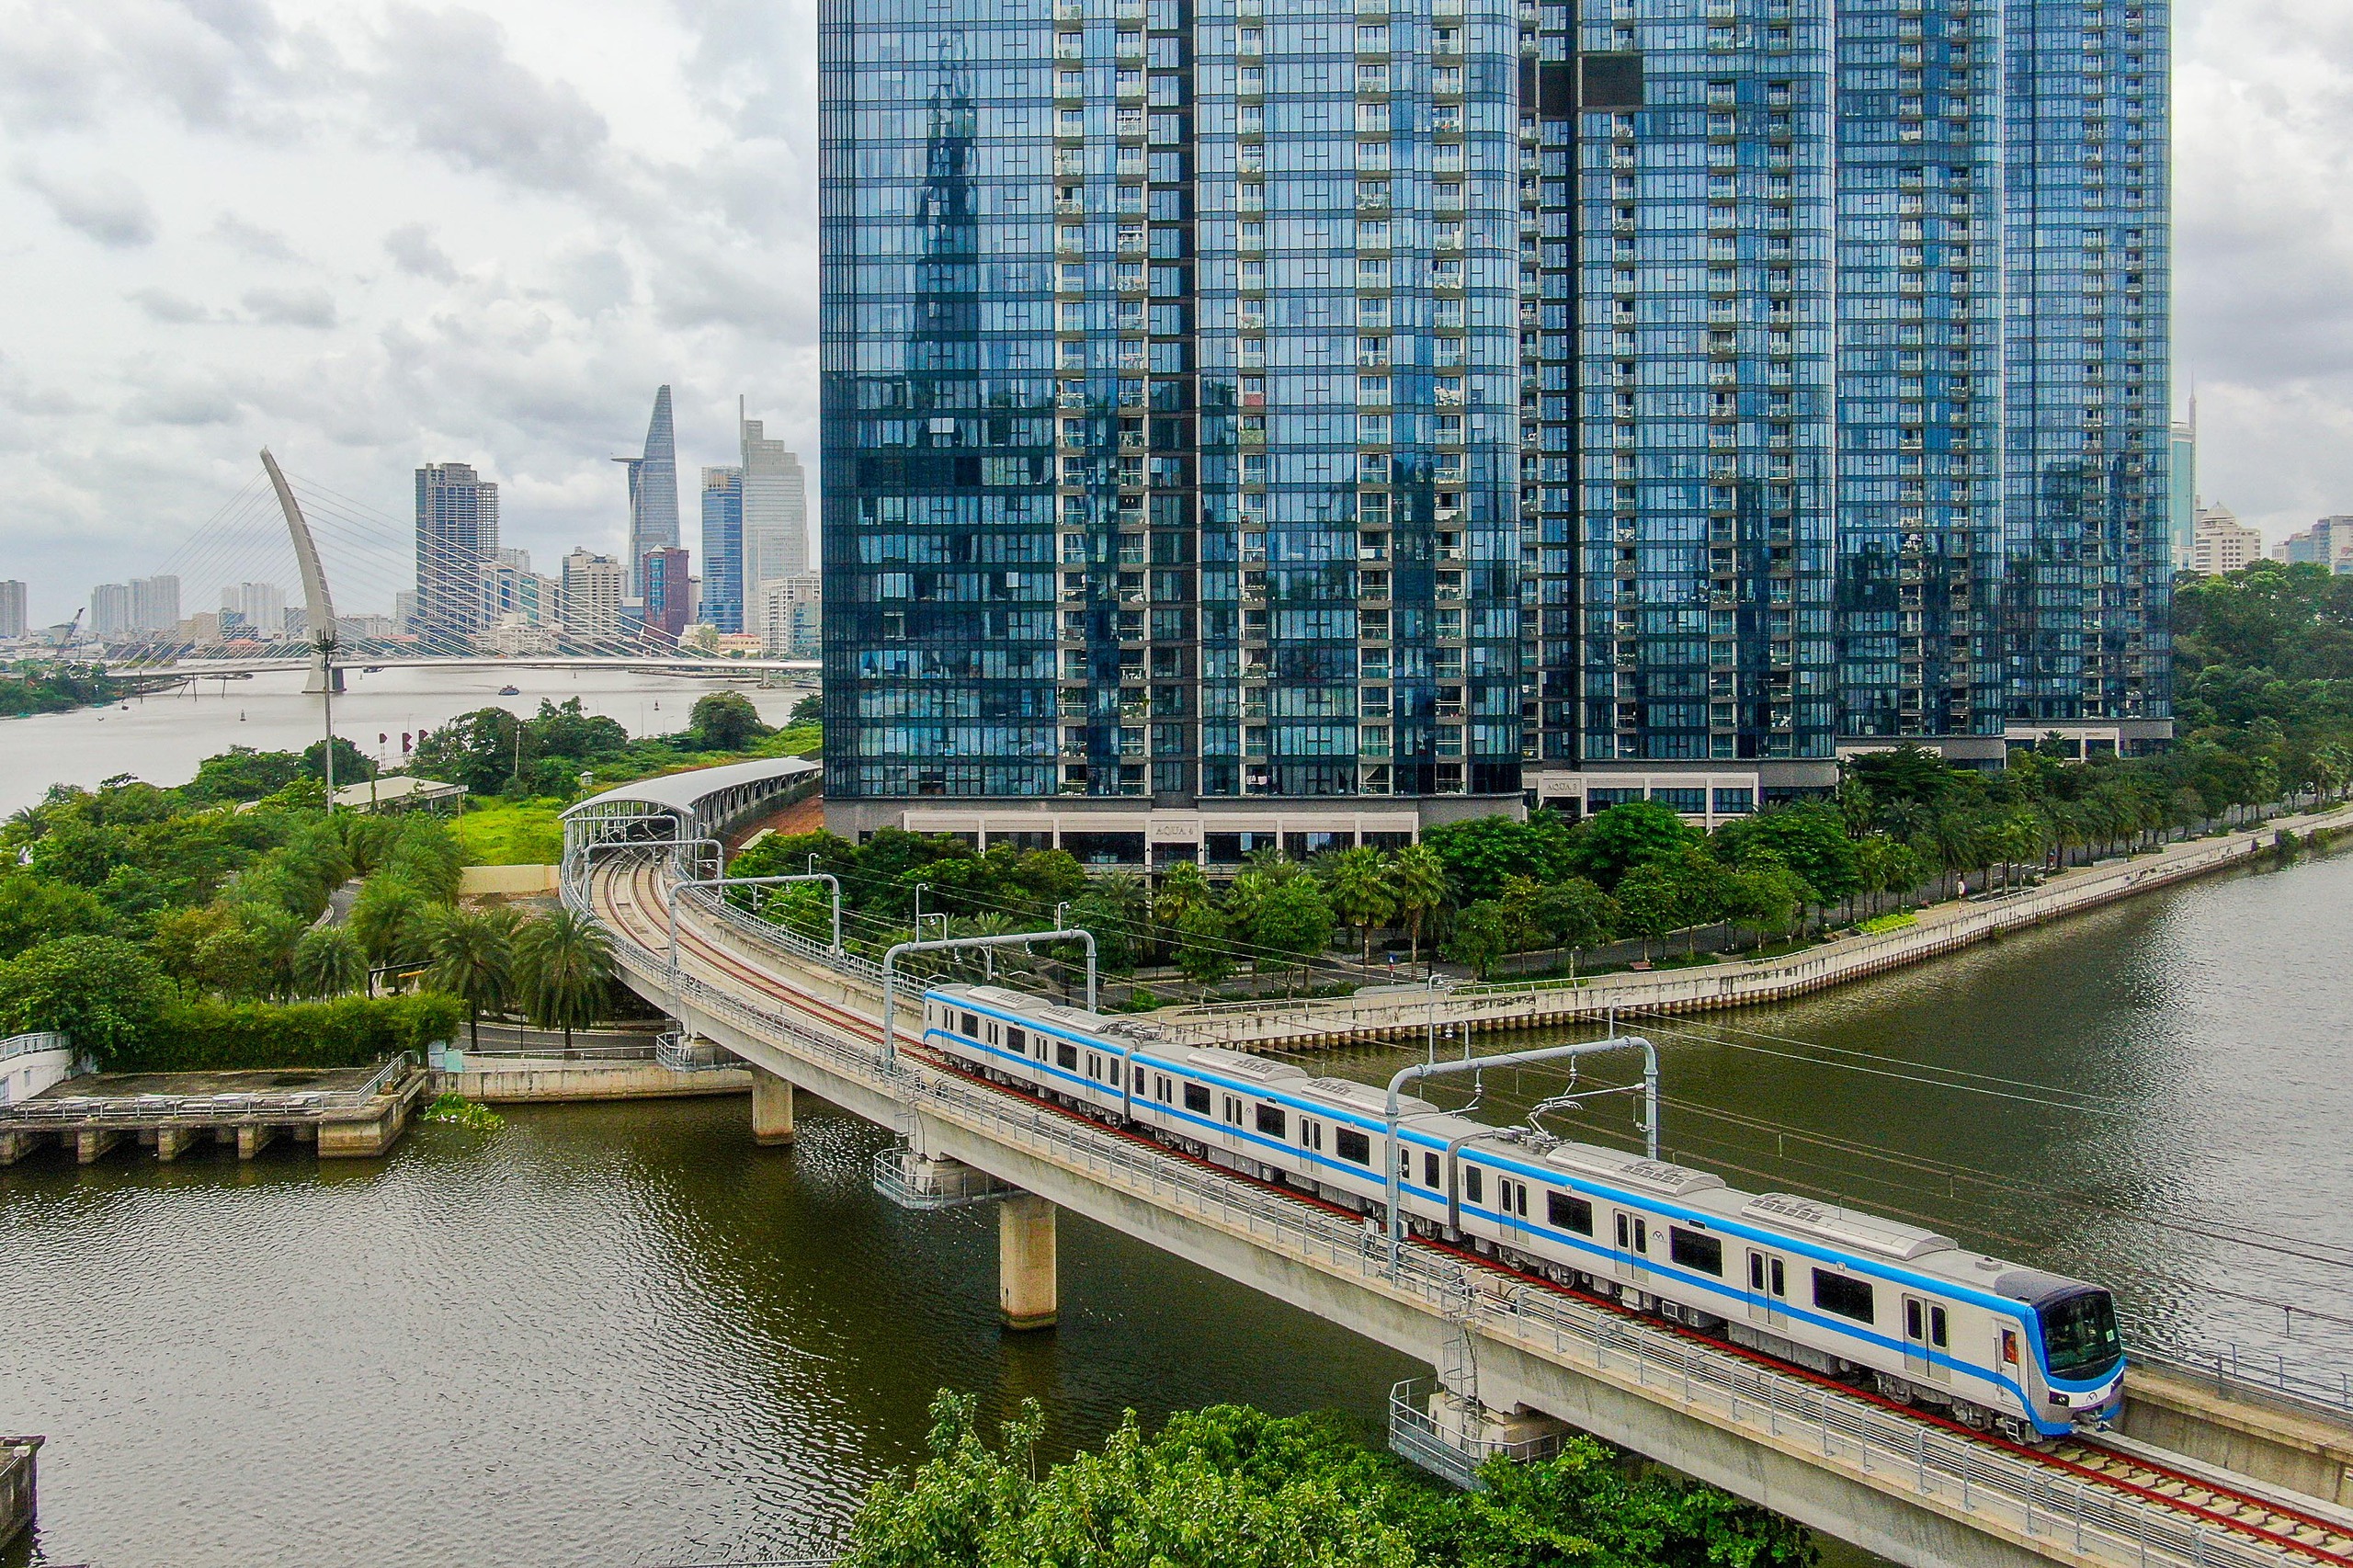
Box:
241 284 338 327
18 165 158 247
382 221 458 281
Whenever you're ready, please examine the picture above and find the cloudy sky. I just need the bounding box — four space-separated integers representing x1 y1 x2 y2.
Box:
0 0 2345 621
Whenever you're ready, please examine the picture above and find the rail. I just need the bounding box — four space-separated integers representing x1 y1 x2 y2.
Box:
0 1032 69 1065
577 849 2332 1568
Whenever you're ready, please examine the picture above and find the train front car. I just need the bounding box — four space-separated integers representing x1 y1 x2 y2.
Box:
2001 1270 2128 1433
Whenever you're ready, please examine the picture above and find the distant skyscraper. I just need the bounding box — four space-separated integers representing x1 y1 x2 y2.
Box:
2169 415 2198 574
221 582 286 639
740 400 808 587
755 574 823 659
131 574 180 633
2190 505 2262 576
90 584 133 638
0 581 24 641
2277 517 2353 574
642 546 692 641
415 463 501 647
561 551 628 640
617 387 681 596
700 466 745 633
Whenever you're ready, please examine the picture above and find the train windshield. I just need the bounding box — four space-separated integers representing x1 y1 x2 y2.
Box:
2039 1290 2123 1381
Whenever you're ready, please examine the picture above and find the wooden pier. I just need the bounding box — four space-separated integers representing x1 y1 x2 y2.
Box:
0 1059 430 1167
1 1437 38 1551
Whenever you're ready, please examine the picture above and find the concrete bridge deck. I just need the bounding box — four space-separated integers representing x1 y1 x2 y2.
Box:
571 832 2353 1568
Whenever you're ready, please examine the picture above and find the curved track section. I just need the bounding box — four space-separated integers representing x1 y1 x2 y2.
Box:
585 851 2353 1568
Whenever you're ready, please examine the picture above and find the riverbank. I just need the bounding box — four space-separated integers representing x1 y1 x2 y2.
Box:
1138 797 2353 1048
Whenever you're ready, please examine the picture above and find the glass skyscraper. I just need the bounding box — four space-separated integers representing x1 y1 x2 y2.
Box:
701 465 746 633
822 0 2170 846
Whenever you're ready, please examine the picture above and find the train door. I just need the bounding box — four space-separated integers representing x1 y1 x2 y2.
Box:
1903 1298 1949 1385
1745 1250 1788 1329
1615 1210 1649 1284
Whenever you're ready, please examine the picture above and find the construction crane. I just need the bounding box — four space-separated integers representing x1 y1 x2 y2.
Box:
48 607 84 651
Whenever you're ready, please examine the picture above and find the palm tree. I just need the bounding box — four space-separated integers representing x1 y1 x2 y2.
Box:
350 878 431 983
421 907 518 1051
1319 846 1397 970
293 924 367 998
1389 843 1449 965
513 909 614 1053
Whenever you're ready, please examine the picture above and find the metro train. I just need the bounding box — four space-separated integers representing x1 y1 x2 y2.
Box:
919 981 2127 1441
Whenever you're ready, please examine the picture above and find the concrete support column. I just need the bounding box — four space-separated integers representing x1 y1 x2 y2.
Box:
751 1066 796 1147
0 1131 37 1165
997 1192 1058 1331
75 1129 120 1165
237 1124 275 1162
154 1127 195 1162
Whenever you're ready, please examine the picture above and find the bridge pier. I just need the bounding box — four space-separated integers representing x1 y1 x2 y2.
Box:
751 1066 796 1146
998 1192 1058 1332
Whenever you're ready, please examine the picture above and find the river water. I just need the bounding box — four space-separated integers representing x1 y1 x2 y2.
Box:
0 665 814 813
4 684 2351 1567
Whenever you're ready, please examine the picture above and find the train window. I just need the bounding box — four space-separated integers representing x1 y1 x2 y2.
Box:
1669 1227 1722 1277
1184 1082 1211 1114
1336 1128 1370 1165
2001 1328 2019 1366
1156 1074 1172 1102
1548 1192 1593 1234
1928 1305 1949 1349
1813 1269 1876 1324
1770 1257 1785 1295
1086 1052 1099 1079
1615 1212 1628 1248
1056 1042 1079 1071
1300 1119 1323 1151
1748 1253 1765 1290
1463 1166 1483 1204
1905 1300 1924 1340
1506 1179 1529 1218
961 1011 979 1036
1633 1217 1647 1253
1006 1027 1026 1054
1424 1152 1440 1188
1256 1103 1286 1137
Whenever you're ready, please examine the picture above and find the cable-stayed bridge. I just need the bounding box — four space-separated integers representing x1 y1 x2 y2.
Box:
67 451 810 679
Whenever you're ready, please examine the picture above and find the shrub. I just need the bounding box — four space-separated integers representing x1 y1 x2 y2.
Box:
112 994 463 1074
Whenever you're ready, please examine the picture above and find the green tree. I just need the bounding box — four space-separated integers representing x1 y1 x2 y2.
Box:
1420 812 1576 903
687 690 772 751
1567 801 1699 890
0 935 167 1063
1320 846 1397 967
1249 877 1335 989
1721 850 1813 950
292 925 367 998
0 871 108 960
512 909 614 1051
420 906 518 1051
1441 898 1521 980
301 735 376 790
350 878 434 976
1524 874 1614 976
1614 861 1680 959
1151 860 1215 934
1387 844 1450 965
185 745 306 803
1711 804 1860 913
412 708 529 795
1172 903 1234 993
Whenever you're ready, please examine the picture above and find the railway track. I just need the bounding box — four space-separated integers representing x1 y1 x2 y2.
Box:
596 858 2353 1567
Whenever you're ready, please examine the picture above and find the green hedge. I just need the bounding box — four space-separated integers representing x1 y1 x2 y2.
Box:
115 994 463 1074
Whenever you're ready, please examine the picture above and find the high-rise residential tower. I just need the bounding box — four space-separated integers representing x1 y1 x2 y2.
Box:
131 575 180 634
2169 411 2197 574
741 401 810 589
618 387 682 596
415 462 501 648
701 466 746 632
0 582 24 642
820 0 2173 847
90 583 134 638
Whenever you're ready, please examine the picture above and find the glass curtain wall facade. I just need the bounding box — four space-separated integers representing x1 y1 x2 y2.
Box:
821 0 1521 814
701 466 746 632
1551 0 1837 779
2000 0 2170 736
1831 0 2005 749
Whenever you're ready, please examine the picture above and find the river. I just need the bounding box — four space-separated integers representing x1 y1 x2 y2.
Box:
0 665 814 814
4 683 2351 1567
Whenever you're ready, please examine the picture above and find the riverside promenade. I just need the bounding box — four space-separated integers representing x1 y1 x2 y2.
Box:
1143 799 2353 1051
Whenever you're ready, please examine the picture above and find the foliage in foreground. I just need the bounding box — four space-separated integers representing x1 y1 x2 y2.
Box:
106 994 463 1074
423 1091 506 1131
841 1392 1816 1568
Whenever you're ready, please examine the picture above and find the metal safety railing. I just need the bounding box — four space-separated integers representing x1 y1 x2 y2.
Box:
0 1032 69 1065
574 847 2337 1568
0 1053 416 1125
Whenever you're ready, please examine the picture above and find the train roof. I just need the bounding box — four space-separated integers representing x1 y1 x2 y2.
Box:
934 983 1126 1040
1177 1046 1313 1085
1735 1190 1960 1262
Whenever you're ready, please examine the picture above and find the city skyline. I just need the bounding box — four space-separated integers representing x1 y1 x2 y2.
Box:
0 0 2342 624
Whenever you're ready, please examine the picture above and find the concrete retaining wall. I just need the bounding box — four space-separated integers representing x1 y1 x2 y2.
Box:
460 864 560 897
436 1062 750 1103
